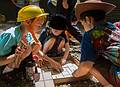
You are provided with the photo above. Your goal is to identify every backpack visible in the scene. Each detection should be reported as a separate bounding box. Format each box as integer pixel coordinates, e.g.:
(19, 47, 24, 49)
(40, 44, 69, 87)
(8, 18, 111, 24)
(90, 22, 120, 67)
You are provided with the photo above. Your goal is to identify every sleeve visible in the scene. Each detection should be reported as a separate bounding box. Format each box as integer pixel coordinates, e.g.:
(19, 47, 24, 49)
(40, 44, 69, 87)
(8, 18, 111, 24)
(39, 28, 47, 46)
(0, 33, 16, 56)
(80, 32, 97, 62)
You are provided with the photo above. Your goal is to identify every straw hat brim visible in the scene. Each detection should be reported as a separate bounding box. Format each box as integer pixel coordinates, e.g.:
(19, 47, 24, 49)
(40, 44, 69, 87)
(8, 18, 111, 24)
(75, 2, 116, 20)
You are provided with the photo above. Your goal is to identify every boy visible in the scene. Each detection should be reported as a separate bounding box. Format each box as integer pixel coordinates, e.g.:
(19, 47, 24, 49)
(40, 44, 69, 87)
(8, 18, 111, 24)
(0, 5, 62, 74)
(72, 0, 120, 87)
(39, 14, 70, 65)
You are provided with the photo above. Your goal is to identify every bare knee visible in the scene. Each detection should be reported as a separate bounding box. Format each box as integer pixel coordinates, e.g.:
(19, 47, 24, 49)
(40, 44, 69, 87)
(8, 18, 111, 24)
(43, 38, 56, 53)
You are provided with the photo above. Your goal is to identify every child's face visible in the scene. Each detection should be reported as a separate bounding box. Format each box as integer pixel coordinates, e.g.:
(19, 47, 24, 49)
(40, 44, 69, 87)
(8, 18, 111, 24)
(32, 17, 45, 32)
(24, 17, 45, 33)
(79, 16, 94, 32)
(51, 28, 64, 36)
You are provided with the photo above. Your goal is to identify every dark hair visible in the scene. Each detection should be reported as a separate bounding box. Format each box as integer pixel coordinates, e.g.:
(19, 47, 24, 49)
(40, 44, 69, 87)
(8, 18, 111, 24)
(80, 10, 106, 22)
(71, 14, 77, 22)
(49, 14, 67, 30)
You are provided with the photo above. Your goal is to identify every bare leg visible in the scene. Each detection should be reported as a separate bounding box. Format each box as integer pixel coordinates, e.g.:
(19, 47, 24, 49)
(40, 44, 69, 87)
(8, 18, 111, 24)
(43, 37, 56, 54)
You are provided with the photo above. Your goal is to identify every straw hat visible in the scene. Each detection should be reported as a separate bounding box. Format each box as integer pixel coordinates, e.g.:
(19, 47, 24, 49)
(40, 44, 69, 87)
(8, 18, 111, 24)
(75, 0, 116, 20)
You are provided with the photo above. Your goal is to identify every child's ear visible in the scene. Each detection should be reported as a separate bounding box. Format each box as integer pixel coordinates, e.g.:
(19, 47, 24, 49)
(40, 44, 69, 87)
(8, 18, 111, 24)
(85, 16, 90, 24)
(25, 20, 31, 25)
(85, 16, 93, 24)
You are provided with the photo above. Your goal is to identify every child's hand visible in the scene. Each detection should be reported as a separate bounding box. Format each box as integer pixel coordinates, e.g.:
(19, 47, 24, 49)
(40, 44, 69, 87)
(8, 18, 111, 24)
(14, 45, 32, 68)
(15, 45, 32, 60)
(50, 60, 62, 72)
(32, 42, 41, 54)
(61, 58, 67, 65)
(36, 60, 44, 68)
(32, 54, 44, 68)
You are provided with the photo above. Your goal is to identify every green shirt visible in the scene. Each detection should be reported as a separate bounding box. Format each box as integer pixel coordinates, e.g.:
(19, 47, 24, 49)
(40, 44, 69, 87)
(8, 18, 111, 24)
(0, 25, 22, 56)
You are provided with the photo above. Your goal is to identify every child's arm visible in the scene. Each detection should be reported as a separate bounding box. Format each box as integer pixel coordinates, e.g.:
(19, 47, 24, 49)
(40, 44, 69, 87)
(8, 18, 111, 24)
(61, 42, 70, 65)
(36, 50, 62, 71)
(0, 54, 16, 66)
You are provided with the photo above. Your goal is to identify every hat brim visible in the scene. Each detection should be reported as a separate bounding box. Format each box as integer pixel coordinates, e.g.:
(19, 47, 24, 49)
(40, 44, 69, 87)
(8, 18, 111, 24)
(37, 13, 49, 17)
(75, 2, 116, 20)
(17, 13, 49, 22)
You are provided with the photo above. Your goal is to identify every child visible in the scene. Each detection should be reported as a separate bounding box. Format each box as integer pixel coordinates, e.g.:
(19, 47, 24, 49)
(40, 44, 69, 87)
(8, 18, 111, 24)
(47, 0, 83, 42)
(72, 0, 119, 87)
(39, 14, 70, 65)
(0, 5, 62, 75)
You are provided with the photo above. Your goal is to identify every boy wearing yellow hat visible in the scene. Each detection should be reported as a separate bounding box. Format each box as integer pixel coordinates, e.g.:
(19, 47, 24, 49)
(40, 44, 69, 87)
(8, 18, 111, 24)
(0, 5, 62, 75)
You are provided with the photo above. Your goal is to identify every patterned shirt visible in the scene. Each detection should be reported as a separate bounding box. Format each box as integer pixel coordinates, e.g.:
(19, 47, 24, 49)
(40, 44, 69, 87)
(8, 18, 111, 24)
(81, 22, 116, 63)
